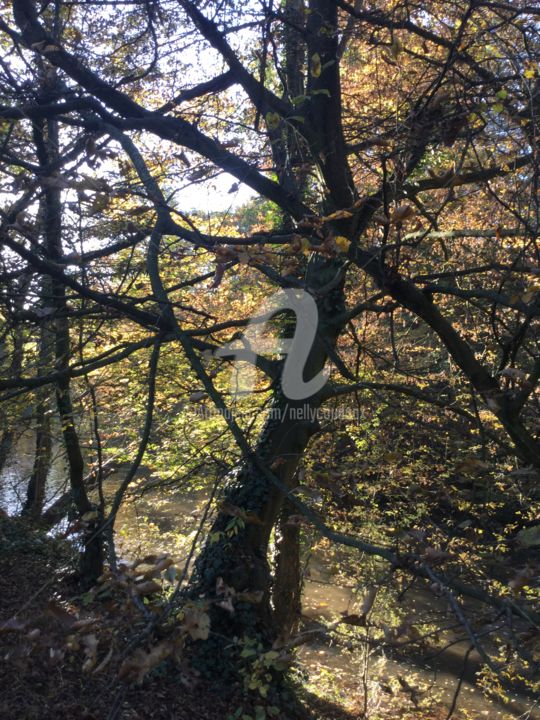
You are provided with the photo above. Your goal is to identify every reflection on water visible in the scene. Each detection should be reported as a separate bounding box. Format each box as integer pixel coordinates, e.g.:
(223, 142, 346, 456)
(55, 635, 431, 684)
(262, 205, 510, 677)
(0, 433, 68, 514)
(0, 434, 536, 719)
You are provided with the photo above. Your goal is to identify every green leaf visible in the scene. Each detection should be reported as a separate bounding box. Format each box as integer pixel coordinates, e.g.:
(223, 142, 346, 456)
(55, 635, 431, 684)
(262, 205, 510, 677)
(240, 647, 258, 658)
(265, 112, 281, 130)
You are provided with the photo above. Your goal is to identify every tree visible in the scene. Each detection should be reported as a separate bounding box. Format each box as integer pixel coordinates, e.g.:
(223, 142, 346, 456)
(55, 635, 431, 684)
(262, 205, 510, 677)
(0, 0, 539, 697)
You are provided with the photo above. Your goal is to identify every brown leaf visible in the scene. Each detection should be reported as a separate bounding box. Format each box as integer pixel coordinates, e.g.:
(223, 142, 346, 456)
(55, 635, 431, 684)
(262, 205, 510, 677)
(390, 204, 415, 225)
(134, 580, 161, 596)
(118, 640, 175, 684)
(181, 606, 210, 641)
(209, 262, 226, 289)
(141, 556, 174, 579)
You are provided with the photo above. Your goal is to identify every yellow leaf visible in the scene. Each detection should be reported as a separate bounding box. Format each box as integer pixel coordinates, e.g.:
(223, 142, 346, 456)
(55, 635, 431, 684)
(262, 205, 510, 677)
(335, 236, 351, 253)
(323, 209, 353, 221)
(310, 52, 322, 78)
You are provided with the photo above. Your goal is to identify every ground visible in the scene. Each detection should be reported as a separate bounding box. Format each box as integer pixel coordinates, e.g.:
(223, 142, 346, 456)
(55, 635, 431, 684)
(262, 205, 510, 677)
(0, 516, 356, 720)
(1, 516, 526, 720)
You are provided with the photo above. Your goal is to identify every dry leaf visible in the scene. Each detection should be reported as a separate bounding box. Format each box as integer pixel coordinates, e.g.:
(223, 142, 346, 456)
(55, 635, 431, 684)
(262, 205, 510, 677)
(181, 606, 210, 641)
(119, 640, 175, 684)
(391, 204, 415, 225)
(81, 634, 98, 673)
(134, 580, 161, 596)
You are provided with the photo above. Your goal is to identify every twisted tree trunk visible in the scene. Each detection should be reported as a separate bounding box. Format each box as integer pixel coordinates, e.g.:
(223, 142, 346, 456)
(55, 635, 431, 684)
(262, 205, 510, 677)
(187, 256, 345, 677)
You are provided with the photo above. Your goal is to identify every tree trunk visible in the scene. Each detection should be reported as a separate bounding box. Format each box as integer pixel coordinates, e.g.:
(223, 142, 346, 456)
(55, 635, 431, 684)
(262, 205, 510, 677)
(33, 107, 103, 586)
(23, 407, 52, 518)
(273, 499, 302, 643)
(22, 308, 53, 518)
(186, 255, 345, 677)
(0, 273, 31, 479)
(0, 430, 14, 478)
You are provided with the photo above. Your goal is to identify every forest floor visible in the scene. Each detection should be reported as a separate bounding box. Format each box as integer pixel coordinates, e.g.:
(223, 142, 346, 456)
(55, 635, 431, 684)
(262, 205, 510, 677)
(0, 516, 357, 720)
(1, 515, 518, 720)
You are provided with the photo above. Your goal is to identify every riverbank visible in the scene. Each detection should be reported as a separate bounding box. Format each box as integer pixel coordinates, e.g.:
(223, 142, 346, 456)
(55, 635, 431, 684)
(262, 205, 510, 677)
(0, 516, 358, 720)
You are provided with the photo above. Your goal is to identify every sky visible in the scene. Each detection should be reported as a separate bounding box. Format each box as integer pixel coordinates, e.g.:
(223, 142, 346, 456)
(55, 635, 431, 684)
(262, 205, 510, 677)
(180, 171, 256, 213)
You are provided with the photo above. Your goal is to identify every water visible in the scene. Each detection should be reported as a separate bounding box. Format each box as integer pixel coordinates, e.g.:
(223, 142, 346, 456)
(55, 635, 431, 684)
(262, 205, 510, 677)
(1, 434, 538, 719)
(0, 432, 68, 513)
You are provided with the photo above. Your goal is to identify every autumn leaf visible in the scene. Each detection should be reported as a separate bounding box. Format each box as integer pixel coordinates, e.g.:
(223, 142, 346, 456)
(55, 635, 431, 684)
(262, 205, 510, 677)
(118, 640, 177, 684)
(335, 236, 351, 253)
(391, 204, 415, 225)
(181, 606, 211, 641)
(310, 52, 322, 78)
(134, 580, 161, 596)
